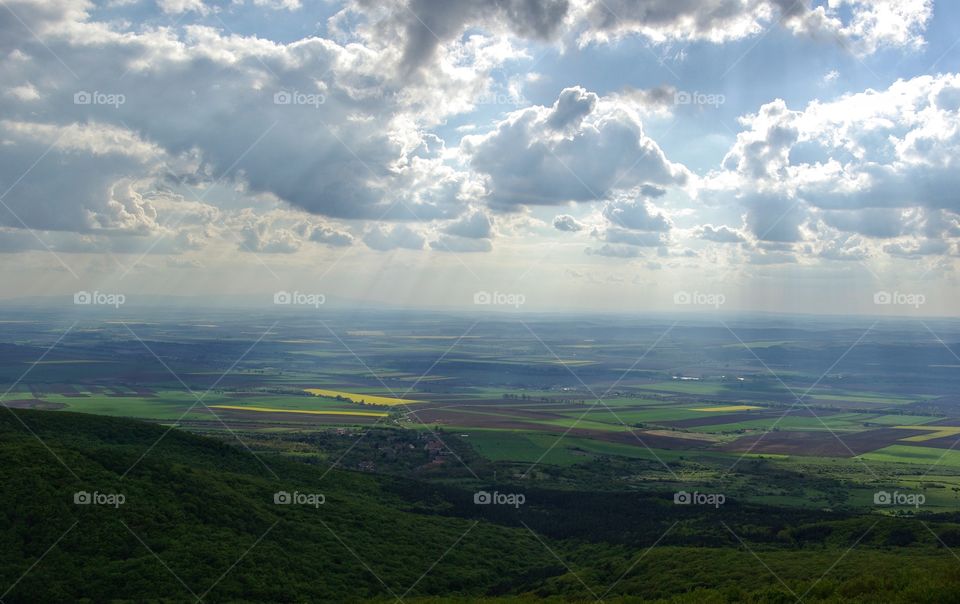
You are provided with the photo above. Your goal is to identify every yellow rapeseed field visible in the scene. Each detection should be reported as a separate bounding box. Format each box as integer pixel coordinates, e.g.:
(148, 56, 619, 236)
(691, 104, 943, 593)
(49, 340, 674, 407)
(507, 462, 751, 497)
(303, 388, 422, 405)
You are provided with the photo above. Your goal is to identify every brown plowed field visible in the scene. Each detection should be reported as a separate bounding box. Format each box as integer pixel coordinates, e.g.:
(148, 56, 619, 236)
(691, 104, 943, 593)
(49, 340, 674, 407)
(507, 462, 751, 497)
(721, 427, 931, 456)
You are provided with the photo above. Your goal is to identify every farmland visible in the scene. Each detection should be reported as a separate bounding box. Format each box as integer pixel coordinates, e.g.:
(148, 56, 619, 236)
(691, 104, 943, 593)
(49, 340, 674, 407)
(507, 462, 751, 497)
(3, 308, 960, 513)
(6, 307, 960, 601)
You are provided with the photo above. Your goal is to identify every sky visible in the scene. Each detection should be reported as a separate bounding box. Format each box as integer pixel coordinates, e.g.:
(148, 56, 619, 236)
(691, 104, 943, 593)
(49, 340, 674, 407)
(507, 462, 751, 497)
(1, 0, 959, 316)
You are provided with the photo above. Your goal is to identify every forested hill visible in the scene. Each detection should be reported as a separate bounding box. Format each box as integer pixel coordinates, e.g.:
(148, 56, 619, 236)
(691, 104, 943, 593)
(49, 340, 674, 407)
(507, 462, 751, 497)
(0, 409, 559, 602)
(4, 409, 960, 603)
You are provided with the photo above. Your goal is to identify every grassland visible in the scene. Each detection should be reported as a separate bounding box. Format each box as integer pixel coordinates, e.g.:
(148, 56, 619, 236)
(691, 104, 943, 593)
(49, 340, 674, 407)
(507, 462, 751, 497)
(210, 405, 388, 417)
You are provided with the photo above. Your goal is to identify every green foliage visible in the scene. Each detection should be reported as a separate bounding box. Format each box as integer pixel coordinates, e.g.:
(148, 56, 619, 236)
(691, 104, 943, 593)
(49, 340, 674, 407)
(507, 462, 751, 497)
(5, 409, 960, 603)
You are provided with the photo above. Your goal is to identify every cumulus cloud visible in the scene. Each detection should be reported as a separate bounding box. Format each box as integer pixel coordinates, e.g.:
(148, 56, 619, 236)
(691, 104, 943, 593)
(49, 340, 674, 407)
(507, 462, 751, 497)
(598, 227, 666, 247)
(346, 0, 571, 74)
(575, 0, 932, 55)
(697, 224, 746, 243)
(430, 234, 493, 252)
(309, 225, 354, 248)
(585, 243, 642, 258)
(443, 210, 494, 239)
(707, 73, 960, 255)
(553, 214, 585, 232)
(0, 0, 499, 241)
(602, 198, 671, 232)
(464, 86, 688, 209)
(363, 224, 426, 251)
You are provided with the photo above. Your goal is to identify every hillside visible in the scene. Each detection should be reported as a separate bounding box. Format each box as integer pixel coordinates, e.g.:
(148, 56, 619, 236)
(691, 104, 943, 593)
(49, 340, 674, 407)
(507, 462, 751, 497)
(5, 409, 960, 603)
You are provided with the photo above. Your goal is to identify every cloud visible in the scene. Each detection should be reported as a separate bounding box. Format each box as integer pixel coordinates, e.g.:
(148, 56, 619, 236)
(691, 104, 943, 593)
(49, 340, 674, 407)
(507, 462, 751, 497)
(575, 0, 932, 55)
(708, 73, 960, 253)
(602, 197, 671, 232)
(0, 0, 497, 241)
(585, 243, 642, 258)
(430, 234, 492, 252)
(697, 224, 746, 243)
(464, 87, 688, 209)
(883, 238, 950, 258)
(553, 214, 585, 232)
(546, 86, 598, 130)
(443, 210, 494, 239)
(309, 225, 354, 247)
(342, 0, 570, 74)
(599, 227, 666, 247)
(363, 224, 426, 251)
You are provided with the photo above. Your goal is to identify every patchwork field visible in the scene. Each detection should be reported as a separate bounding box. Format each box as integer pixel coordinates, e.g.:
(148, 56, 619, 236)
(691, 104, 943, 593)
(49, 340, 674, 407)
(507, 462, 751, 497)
(4, 311, 960, 510)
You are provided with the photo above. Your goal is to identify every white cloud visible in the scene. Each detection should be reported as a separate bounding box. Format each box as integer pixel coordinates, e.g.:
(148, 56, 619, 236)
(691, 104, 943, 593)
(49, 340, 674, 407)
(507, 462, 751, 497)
(363, 224, 426, 251)
(574, 0, 932, 55)
(553, 214, 585, 232)
(707, 73, 960, 254)
(463, 86, 688, 209)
